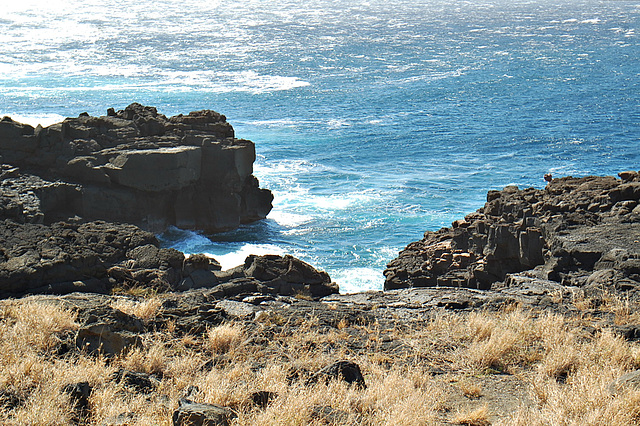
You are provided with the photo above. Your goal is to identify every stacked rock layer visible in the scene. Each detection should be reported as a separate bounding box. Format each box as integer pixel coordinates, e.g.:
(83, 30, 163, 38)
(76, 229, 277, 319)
(385, 172, 640, 295)
(0, 103, 273, 233)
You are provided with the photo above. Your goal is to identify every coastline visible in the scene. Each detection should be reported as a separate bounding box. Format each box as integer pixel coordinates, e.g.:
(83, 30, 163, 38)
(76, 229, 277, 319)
(1, 106, 640, 423)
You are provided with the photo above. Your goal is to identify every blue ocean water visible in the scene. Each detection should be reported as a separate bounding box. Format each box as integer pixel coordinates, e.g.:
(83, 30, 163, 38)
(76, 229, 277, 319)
(1, 0, 638, 292)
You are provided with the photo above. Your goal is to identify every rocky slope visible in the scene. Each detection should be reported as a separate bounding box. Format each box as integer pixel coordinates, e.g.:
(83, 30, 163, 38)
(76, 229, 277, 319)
(384, 172, 640, 300)
(0, 103, 273, 233)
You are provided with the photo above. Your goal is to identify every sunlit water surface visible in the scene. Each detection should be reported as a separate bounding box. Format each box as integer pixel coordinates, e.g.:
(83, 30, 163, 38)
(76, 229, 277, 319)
(1, 0, 638, 292)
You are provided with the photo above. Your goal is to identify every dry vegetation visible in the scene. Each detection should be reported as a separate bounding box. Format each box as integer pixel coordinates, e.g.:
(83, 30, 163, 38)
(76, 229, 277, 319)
(1, 296, 640, 425)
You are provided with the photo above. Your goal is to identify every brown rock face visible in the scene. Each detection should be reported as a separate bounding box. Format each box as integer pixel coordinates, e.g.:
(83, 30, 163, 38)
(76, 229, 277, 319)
(0, 103, 273, 233)
(384, 174, 640, 291)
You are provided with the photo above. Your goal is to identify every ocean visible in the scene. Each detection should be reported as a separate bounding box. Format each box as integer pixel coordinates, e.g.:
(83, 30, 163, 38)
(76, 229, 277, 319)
(1, 0, 638, 292)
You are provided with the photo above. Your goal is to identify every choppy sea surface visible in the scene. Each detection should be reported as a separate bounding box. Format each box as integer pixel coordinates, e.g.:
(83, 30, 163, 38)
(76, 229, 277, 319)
(1, 0, 638, 292)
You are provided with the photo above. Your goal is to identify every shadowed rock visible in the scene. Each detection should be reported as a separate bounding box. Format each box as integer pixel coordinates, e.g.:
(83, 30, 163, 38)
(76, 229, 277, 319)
(63, 381, 91, 423)
(308, 360, 366, 389)
(250, 390, 278, 408)
(110, 369, 158, 393)
(0, 103, 272, 233)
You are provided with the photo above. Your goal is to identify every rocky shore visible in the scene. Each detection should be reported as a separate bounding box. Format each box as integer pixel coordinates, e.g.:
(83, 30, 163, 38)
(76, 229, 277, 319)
(2, 105, 640, 424)
(385, 172, 640, 304)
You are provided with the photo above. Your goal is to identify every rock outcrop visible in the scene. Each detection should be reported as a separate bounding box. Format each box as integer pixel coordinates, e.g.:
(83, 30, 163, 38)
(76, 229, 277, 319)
(0, 105, 340, 299)
(0, 215, 338, 298)
(0, 103, 273, 233)
(384, 172, 640, 295)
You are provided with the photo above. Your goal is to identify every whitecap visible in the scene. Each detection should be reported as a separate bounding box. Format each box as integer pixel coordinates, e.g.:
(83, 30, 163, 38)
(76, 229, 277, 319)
(330, 267, 385, 293)
(230, 71, 311, 94)
(580, 18, 601, 24)
(307, 192, 380, 211)
(156, 70, 310, 94)
(267, 210, 313, 227)
(157, 227, 212, 253)
(254, 159, 326, 179)
(327, 119, 351, 129)
(211, 243, 286, 270)
(244, 119, 302, 127)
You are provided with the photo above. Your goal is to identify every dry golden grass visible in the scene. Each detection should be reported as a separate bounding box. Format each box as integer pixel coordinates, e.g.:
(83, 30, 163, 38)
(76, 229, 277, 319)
(458, 381, 483, 399)
(206, 323, 245, 355)
(452, 405, 490, 426)
(1, 297, 640, 425)
(111, 296, 163, 322)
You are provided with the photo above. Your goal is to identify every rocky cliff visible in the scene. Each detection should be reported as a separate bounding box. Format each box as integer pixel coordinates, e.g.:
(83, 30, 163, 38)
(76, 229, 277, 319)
(0, 104, 343, 299)
(385, 172, 640, 296)
(0, 103, 273, 233)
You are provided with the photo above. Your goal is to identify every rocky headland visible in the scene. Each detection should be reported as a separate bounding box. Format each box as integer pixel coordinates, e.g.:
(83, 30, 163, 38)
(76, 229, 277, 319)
(0, 103, 272, 233)
(0, 105, 338, 299)
(383, 171, 640, 312)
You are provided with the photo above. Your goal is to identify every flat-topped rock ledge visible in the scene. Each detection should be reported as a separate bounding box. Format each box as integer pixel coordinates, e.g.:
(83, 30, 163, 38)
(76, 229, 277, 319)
(0, 103, 273, 233)
(384, 172, 640, 303)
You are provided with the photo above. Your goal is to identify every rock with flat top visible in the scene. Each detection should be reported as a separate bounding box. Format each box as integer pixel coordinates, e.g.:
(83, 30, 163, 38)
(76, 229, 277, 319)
(172, 401, 237, 426)
(0, 103, 272, 233)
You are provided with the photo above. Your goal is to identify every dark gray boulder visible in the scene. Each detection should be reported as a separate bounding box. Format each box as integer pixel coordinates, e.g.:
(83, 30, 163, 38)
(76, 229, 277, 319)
(0, 219, 158, 296)
(308, 360, 366, 389)
(75, 307, 144, 356)
(172, 401, 237, 426)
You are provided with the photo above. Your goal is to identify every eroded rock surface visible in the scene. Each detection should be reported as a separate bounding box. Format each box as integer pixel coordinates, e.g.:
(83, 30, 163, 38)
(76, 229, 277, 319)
(0, 220, 338, 299)
(0, 103, 273, 233)
(384, 172, 640, 296)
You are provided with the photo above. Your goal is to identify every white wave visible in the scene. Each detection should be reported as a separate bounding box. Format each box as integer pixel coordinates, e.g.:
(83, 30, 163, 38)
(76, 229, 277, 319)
(580, 18, 601, 24)
(307, 191, 381, 211)
(254, 159, 328, 179)
(229, 71, 311, 94)
(209, 244, 286, 270)
(395, 68, 468, 85)
(157, 70, 310, 94)
(330, 267, 385, 293)
(366, 118, 394, 126)
(327, 119, 351, 129)
(159, 227, 212, 253)
(0, 113, 66, 127)
(281, 227, 312, 236)
(267, 210, 313, 227)
(244, 119, 302, 127)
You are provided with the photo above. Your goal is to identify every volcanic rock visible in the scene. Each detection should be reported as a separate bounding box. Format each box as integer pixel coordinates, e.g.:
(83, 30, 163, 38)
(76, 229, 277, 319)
(0, 103, 273, 233)
(308, 360, 367, 388)
(172, 401, 237, 426)
(384, 174, 640, 294)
